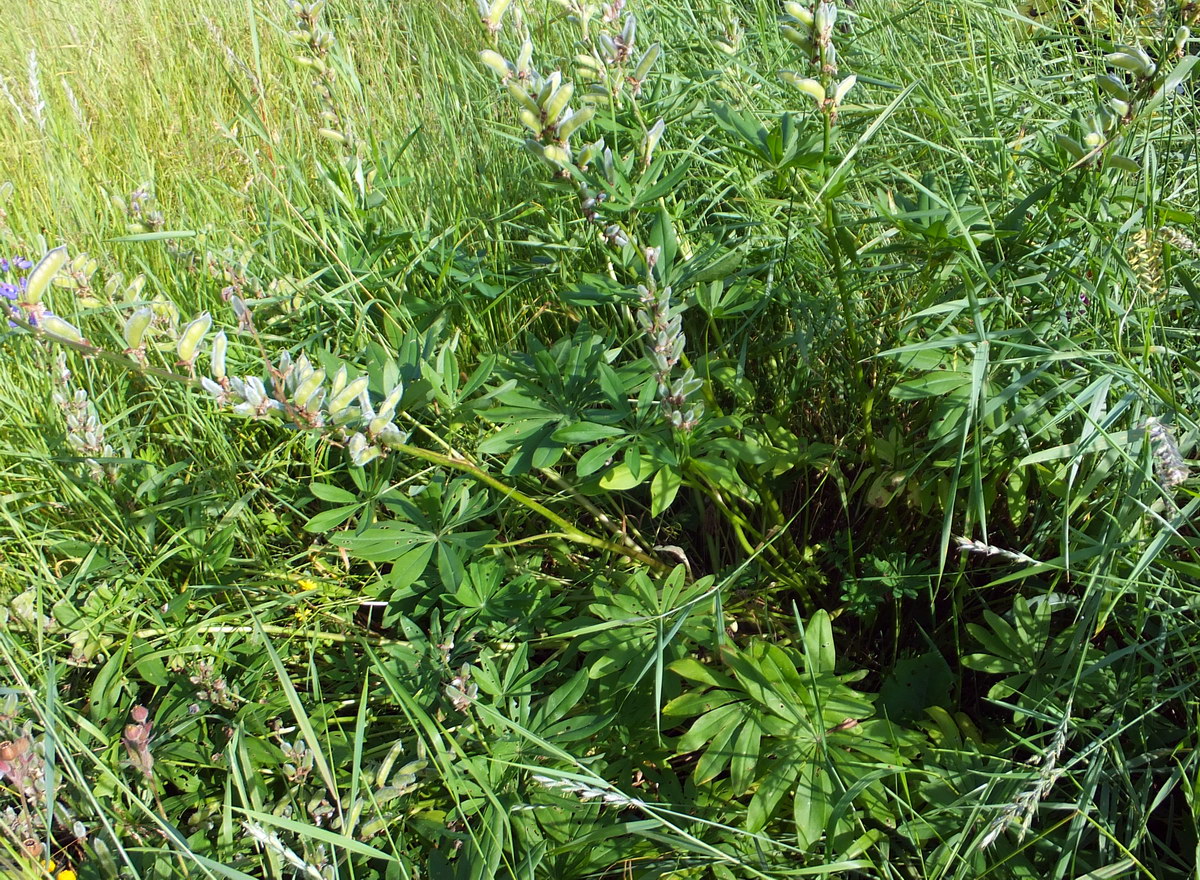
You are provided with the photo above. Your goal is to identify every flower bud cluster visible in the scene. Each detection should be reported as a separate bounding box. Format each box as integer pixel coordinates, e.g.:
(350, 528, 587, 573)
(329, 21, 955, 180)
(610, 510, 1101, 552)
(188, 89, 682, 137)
(779, 2, 856, 120)
(109, 185, 165, 235)
(0, 253, 33, 325)
(574, 9, 661, 100)
(53, 354, 119, 483)
(780, 1, 841, 75)
(289, 0, 357, 154)
(1058, 30, 1190, 171)
(17, 245, 410, 471)
(636, 283, 703, 431)
(50, 252, 100, 306)
(197, 332, 410, 467)
(122, 705, 154, 781)
(479, 41, 597, 172)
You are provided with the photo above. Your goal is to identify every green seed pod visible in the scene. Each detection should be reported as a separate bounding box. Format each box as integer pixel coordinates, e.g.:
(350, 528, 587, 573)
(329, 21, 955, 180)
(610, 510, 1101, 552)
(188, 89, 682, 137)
(642, 117, 665, 165)
(557, 104, 595, 140)
(177, 312, 212, 364)
(781, 71, 825, 104)
(21, 247, 68, 306)
(347, 432, 382, 466)
(1107, 154, 1140, 173)
(1110, 98, 1131, 117)
(1055, 134, 1086, 160)
(1096, 73, 1132, 101)
(294, 367, 327, 410)
(523, 138, 547, 161)
(543, 143, 571, 165)
(317, 128, 347, 144)
(1083, 130, 1103, 149)
(780, 25, 814, 51)
(377, 383, 405, 420)
(542, 81, 575, 127)
(633, 43, 660, 82)
(329, 365, 347, 399)
(784, 1, 814, 25)
(621, 14, 636, 49)
(575, 53, 603, 72)
(1174, 26, 1190, 52)
(506, 80, 541, 116)
(479, 49, 511, 79)
(519, 108, 542, 134)
(40, 314, 84, 343)
(1106, 47, 1155, 78)
(536, 71, 561, 108)
(125, 274, 146, 302)
(328, 375, 369, 417)
(152, 294, 179, 325)
(123, 307, 153, 350)
(516, 38, 533, 77)
(211, 331, 228, 380)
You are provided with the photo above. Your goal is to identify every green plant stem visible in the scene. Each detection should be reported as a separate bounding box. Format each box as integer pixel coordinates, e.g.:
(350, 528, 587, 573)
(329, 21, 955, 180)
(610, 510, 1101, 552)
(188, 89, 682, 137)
(393, 442, 671, 574)
(133, 623, 410, 646)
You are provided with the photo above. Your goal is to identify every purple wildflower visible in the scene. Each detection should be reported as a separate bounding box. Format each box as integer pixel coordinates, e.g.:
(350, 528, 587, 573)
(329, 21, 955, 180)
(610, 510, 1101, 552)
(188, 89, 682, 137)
(12, 257, 31, 270)
(0, 283, 17, 300)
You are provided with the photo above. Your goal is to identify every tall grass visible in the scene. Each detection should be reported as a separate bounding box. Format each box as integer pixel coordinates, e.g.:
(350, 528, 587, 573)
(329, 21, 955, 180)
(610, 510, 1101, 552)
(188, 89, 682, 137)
(1, 0, 1199, 878)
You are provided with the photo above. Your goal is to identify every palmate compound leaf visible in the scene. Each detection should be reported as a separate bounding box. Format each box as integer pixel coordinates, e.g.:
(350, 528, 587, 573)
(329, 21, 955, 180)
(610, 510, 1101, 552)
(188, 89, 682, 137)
(665, 627, 926, 850)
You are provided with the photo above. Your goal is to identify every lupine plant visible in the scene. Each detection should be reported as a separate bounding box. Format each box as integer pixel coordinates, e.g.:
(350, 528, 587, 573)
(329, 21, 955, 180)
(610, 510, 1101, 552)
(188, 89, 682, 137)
(3, 0, 1200, 878)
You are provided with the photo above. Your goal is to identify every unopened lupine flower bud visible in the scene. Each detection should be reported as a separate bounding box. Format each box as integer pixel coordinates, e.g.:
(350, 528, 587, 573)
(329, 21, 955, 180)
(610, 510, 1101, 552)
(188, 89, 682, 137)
(642, 117, 665, 167)
(516, 39, 533, 77)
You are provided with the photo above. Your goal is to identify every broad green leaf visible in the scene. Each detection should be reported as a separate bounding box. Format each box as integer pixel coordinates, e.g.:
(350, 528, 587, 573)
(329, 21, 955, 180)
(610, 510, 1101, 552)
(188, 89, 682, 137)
(729, 715, 763, 793)
(552, 421, 625, 444)
(794, 759, 834, 850)
(651, 466, 682, 516)
(804, 610, 836, 674)
(747, 760, 801, 832)
(695, 716, 743, 783)
(310, 482, 357, 503)
(303, 504, 358, 533)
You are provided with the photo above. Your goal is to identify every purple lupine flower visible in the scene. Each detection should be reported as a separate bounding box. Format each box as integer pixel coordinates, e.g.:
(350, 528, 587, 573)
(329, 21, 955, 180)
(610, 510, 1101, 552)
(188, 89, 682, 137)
(0, 283, 18, 300)
(13, 257, 31, 270)
(0, 258, 9, 272)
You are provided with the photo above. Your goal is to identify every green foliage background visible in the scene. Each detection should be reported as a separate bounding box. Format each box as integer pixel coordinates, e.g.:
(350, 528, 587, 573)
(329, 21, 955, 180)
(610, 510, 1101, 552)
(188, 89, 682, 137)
(1, 0, 1199, 878)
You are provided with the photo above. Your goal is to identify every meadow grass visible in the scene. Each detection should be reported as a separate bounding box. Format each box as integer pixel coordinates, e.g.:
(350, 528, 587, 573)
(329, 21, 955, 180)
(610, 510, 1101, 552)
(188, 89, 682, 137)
(1, 0, 1199, 878)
